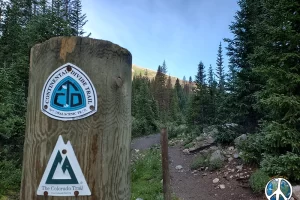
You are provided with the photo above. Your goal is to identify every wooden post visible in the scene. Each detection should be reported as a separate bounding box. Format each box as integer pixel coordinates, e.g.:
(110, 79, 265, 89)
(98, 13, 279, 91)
(161, 128, 171, 200)
(20, 37, 132, 200)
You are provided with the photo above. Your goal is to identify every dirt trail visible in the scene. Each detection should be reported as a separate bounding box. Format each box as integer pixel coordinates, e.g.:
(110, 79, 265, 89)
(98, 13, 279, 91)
(169, 145, 263, 200)
(131, 134, 263, 200)
(131, 134, 160, 150)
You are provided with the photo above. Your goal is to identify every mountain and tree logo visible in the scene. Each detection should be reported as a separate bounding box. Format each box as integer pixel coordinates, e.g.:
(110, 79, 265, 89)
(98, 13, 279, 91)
(37, 135, 91, 196)
(46, 150, 78, 184)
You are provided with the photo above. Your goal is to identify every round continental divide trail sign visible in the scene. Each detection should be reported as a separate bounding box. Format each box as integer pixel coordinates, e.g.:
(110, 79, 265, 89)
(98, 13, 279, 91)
(41, 63, 97, 121)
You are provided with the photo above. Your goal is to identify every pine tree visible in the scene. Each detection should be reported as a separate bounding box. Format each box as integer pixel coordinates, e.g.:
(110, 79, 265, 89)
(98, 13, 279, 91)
(245, 0, 300, 180)
(216, 63, 239, 124)
(63, 0, 72, 20)
(175, 78, 186, 114)
(207, 65, 217, 124)
(132, 75, 159, 136)
(188, 61, 210, 126)
(195, 61, 206, 88)
(224, 0, 263, 132)
(36, 0, 48, 14)
(70, 0, 89, 36)
(52, 0, 63, 17)
(169, 88, 181, 123)
(188, 76, 193, 93)
(153, 62, 168, 119)
(0, 0, 24, 67)
(226, 64, 238, 93)
(0, 65, 25, 163)
(208, 65, 214, 88)
(174, 78, 181, 97)
(0, 1, 7, 34)
(161, 60, 167, 74)
(24, 0, 33, 21)
(183, 79, 189, 96)
(165, 75, 172, 114)
(216, 42, 225, 92)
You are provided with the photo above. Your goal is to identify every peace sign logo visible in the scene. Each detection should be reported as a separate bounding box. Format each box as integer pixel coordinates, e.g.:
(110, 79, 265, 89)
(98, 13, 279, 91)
(265, 178, 292, 200)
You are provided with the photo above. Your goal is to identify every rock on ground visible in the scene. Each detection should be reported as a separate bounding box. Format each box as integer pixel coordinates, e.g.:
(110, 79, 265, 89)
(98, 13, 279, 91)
(236, 165, 243, 171)
(228, 146, 234, 151)
(234, 134, 247, 146)
(176, 165, 183, 170)
(219, 184, 226, 189)
(203, 125, 219, 136)
(210, 150, 225, 163)
(189, 136, 216, 152)
(183, 149, 189, 154)
(213, 178, 220, 183)
(233, 153, 239, 159)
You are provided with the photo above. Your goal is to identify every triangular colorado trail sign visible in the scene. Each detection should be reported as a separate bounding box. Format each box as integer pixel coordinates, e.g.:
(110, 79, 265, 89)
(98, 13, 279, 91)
(37, 135, 91, 196)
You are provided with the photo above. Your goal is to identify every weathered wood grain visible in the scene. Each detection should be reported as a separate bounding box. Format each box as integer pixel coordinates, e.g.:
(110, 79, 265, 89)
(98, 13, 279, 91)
(20, 37, 132, 200)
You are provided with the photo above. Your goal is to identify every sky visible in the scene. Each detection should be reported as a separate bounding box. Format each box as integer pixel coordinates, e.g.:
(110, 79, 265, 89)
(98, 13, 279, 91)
(82, 0, 239, 80)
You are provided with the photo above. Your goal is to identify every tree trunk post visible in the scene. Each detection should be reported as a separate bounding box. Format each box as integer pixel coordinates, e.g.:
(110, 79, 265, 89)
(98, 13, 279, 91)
(20, 37, 132, 200)
(161, 128, 171, 200)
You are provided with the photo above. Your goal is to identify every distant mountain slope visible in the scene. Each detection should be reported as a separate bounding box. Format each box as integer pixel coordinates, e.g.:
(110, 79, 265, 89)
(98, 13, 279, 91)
(132, 64, 189, 86)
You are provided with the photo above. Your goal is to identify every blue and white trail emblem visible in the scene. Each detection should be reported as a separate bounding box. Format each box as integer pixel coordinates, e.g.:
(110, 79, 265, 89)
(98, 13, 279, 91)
(41, 63, 97, 121)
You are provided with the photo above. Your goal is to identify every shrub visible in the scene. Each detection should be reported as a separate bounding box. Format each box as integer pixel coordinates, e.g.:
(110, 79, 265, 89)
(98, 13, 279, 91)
(249, 169, 270, 193)
(132, 117, 159, 138)
(190, 153, 224, 171)
(187, 125, 203, 139)
(261, 152, 300, 181)
(209, 158, 223, 171)
(190, 155, 208, 170)
(0, 160, 21, 198)
(166, 123, 187, 139)
(238, 134, 265, 164)
(239, 122, 300, 181)
(214, 124, 241, 144)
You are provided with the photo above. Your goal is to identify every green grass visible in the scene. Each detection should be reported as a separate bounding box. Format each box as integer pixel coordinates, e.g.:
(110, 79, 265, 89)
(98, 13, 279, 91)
(131, 149, 163, 200)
